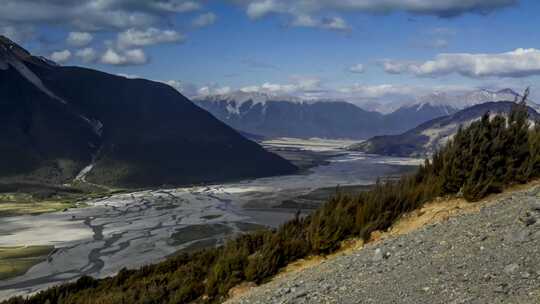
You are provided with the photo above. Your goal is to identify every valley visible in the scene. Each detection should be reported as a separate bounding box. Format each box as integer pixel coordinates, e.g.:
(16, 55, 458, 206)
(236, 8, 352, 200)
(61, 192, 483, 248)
(0, 139, 420, 300)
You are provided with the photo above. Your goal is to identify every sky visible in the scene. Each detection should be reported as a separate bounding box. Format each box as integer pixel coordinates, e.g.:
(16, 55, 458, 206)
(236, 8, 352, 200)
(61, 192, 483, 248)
(2, 0, 540, 103)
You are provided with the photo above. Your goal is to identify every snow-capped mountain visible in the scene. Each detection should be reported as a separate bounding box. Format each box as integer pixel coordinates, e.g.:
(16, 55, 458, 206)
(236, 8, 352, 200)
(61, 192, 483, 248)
(390, 88, 535, 114)
(194, 91, 304, 116)
(376, 88, 539, 133)
(194, 88, 538, 140)
(194, 91, 389, 139)
(0, 35, 296, 188)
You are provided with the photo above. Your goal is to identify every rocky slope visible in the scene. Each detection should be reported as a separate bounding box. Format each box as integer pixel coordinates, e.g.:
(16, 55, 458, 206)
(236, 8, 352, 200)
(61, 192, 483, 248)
(228, 183, 540, 304)
(0, 36, 296, 188)
(350, 101, 540, 157)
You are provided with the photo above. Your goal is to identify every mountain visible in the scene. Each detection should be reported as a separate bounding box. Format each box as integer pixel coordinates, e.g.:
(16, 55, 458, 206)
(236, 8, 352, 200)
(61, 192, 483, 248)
(379, 89, 536, 132)
(194, 89, 536, 140)
(382, 102, 456, 134)
(350, 101, 540, 157)
(194, 92, 386, 139)
(0, 36, 296, 188)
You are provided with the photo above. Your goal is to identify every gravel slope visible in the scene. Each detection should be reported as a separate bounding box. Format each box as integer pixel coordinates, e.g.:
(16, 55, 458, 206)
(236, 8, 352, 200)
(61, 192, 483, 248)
(227, 185, 540, 304)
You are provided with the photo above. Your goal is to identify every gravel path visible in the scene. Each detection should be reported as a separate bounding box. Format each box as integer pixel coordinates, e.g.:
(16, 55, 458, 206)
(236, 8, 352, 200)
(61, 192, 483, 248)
(228, 185, 540, 304)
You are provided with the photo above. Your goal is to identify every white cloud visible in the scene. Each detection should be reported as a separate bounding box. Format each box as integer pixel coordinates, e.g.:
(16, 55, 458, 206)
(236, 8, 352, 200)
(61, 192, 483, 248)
(291, 15, 319, 27)
(0, 0, 202, 31)
(291, 15, 350, 31)
(67, 31, 93, 47)
(0, 25, 34, 44)
(165, 80, 199, 96)
(338, 84, 419, 99)
(198, 85, 233, 96)
(75, 47, 97, 63)
(232, 0, 516, 33)
(117, 27, 185, 49)
(234, 0, 517, 19)
(238, 75, 324, 97)
(348, 63, 365, 73)
(382, 48, 540, 78)
(193, 12, 217, 28)
(100, 48, 148, 66)
(152, 1, 201, 13)
(245, 0, 283, 19)
(50, 50, 72, 63)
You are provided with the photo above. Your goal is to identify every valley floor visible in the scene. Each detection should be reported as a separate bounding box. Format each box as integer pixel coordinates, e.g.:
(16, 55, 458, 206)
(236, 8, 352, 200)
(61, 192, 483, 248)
(0, 139, 419, 300)
(227, 183, 540, 304)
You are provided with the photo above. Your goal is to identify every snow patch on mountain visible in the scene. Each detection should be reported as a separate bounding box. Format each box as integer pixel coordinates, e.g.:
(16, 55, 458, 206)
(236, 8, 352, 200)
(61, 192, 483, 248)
(194, 91, 305, 115)
(398, 88, 533, 113)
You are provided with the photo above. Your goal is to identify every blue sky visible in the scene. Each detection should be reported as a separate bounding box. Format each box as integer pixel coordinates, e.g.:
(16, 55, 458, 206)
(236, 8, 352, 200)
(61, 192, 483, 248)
(2, 0, 539, 102)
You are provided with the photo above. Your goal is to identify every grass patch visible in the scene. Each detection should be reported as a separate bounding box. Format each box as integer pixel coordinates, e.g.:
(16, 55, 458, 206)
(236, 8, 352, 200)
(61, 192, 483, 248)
(0, 246, 54, 280)
(0, 196, 80, 217)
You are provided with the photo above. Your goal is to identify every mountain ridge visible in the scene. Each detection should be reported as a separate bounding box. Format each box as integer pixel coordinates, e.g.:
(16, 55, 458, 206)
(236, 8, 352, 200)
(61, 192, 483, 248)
(0, 35, 297, 188)
(350, 101, 540, 157)
(195, 89, 534, 140)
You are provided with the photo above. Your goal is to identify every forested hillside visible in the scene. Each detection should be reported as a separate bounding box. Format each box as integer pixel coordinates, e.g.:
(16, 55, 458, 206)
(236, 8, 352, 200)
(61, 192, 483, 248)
(6, 94, 540, 304)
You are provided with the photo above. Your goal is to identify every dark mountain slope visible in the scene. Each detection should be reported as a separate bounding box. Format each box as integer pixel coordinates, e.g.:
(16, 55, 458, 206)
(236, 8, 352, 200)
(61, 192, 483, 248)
(0, 36, 296, 188)
(383, 103, 456, 133)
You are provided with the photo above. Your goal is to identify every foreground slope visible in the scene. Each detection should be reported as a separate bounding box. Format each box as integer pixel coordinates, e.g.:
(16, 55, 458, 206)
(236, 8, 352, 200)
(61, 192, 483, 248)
(229, 184, 540, 304)
(0, 36, 296, 187)
(351, 101, 540, 157)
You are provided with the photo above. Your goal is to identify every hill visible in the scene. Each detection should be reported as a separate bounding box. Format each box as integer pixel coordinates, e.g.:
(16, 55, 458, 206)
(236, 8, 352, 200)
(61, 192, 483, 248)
(350, 101, 540, 157)
(0, 36, 296, 188)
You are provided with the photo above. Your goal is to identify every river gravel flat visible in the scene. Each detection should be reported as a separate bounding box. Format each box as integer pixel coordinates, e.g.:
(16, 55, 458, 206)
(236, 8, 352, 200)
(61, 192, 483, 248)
(0, 139, 420, 300)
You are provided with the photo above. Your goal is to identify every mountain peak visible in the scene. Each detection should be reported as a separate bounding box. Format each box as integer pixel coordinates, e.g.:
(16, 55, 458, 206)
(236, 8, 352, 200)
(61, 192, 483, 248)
(0, 35, 31, 59)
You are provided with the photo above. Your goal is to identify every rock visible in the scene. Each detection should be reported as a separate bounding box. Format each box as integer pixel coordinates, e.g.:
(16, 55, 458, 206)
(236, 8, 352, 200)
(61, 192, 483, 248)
(520, 272, 531, 279)
(504, 263, 519, 275)
(294, 291, 307, 299)
(372, 248, 383, 262)
(505, 230, 529, 243)
(494, 284, 508, 294)
(530, 202, 540, 212)
(523, 216, 537, 226)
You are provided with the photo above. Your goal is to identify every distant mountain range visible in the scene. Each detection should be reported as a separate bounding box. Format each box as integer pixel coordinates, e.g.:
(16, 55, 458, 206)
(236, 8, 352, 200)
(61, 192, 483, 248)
(349, 101, 540, 157)
(194, 92, 386, 139)
(194, 89, 534, 140)
(0, 36, 296, 188)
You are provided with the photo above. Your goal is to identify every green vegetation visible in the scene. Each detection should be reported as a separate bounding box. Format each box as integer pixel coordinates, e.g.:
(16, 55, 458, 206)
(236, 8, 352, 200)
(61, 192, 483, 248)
(0, 193, 79, 217)
(5, 94, 540, 304)
(0, 246, 54, 280)
(0, 182, 128, 218)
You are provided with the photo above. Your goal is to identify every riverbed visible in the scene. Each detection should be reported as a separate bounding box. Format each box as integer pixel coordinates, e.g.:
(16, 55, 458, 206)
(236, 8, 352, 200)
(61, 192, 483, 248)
(0, 138, 421, 299)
